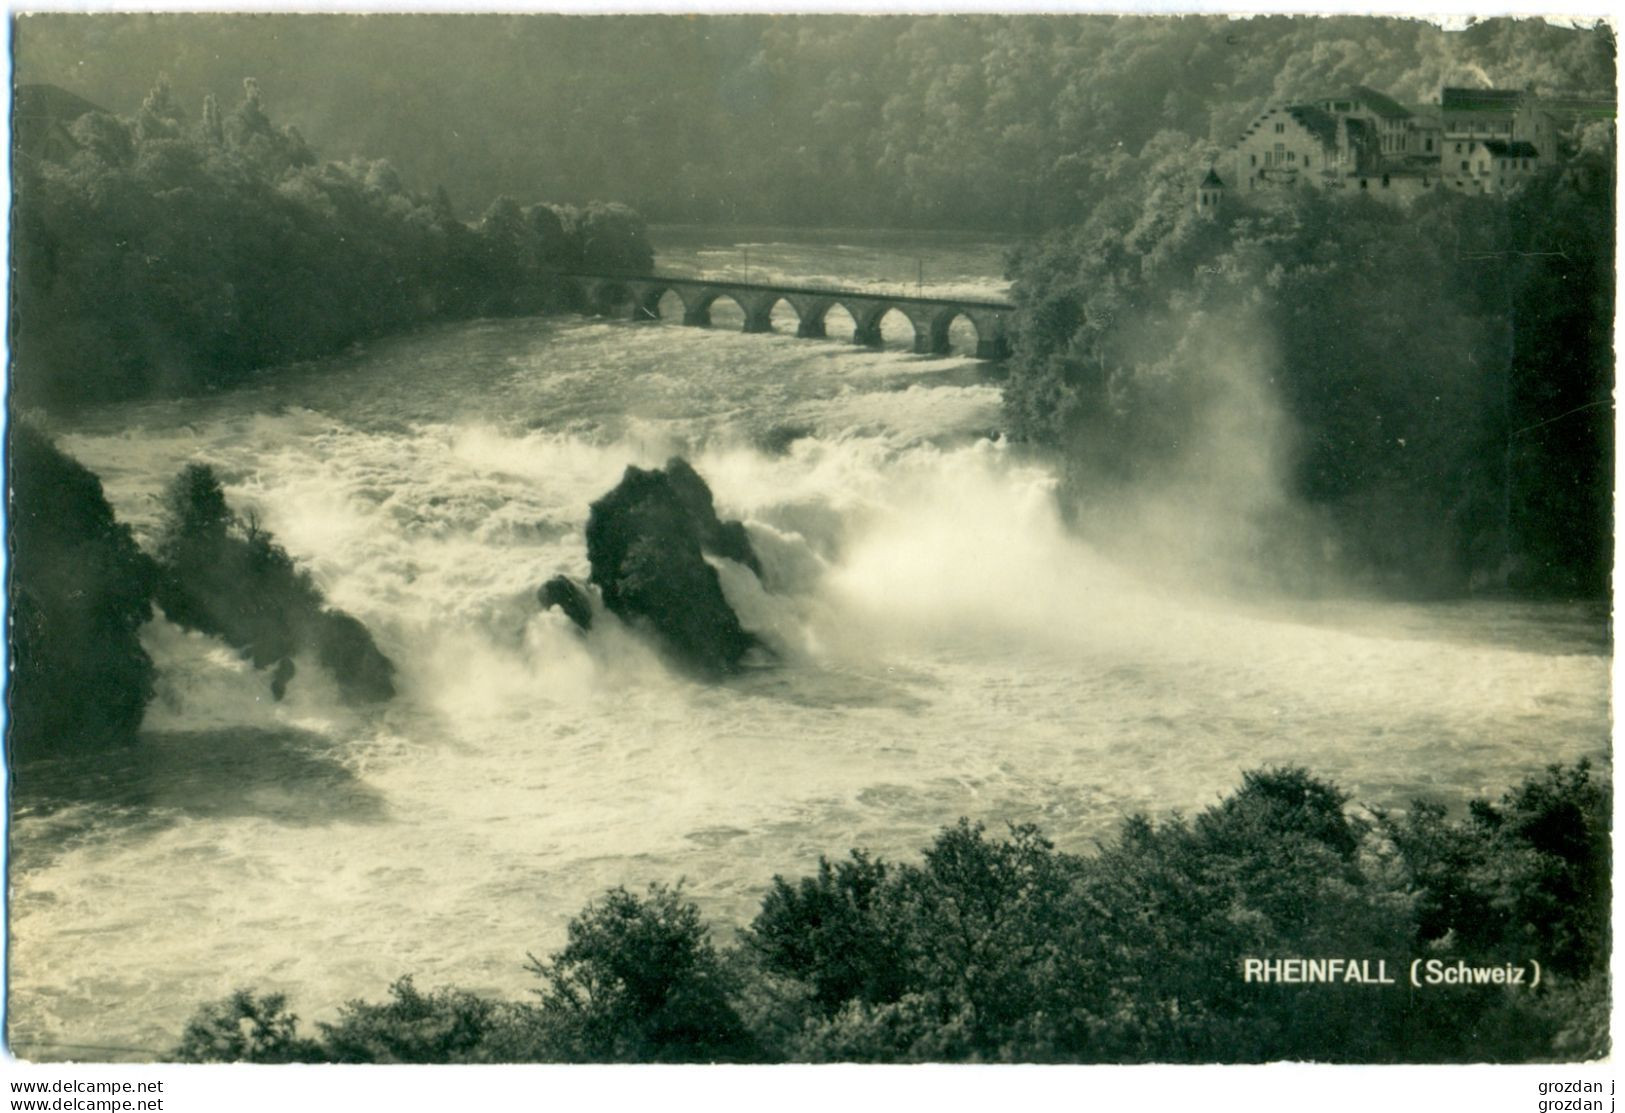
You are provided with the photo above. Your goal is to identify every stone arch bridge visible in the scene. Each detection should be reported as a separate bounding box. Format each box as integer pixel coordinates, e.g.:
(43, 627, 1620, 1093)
(560, 272, 1013, 360)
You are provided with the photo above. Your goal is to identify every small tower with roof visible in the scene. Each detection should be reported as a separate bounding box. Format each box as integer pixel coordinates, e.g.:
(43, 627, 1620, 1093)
(1196, 166, 1225, 217)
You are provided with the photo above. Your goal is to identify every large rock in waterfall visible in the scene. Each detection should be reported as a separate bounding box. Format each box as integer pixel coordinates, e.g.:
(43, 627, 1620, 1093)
(8, 423, 160, 764)
(585, 458, 761, 677)
(153, 463, 396, 704)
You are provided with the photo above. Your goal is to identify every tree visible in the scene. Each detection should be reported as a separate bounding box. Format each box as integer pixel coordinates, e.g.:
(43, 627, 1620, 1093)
(172, 989, 324, 1063)
(747, 850, 906, 1013)
(152, 463, 395, 702)
(318, 977, 516, 1063)
(526, 883, 755, 1062)
(8, 424, 157, 764)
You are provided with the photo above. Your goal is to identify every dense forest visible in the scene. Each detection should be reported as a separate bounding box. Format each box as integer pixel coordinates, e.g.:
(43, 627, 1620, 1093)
(1001, 144, 1614, 598)
(173, 760, 1608, 1064)
(11, 77, 652, 411)
(17, 15, 1615, 229)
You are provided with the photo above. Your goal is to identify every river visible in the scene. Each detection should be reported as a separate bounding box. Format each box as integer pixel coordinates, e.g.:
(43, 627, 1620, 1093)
(6, 227, 1610, 1060)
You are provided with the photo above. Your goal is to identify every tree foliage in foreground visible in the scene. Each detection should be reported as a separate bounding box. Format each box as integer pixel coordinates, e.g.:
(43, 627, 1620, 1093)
(175, 760, 1610, 1064)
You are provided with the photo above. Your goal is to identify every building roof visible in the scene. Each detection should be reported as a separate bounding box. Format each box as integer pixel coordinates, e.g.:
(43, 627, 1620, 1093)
(1442, 87, 1529, 113)
(1480, 140, 1540, 158)
(1200, 167, 1224, 188)
(13, 84, 108, 164)
(1284, 104, 1339, 148)
(1541, 96, 1616, 121)
(1335, 85, 1412, 119)
(14, 83, 105, 123)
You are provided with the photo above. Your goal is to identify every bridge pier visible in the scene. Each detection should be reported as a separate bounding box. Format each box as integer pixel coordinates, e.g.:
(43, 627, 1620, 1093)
(631, 284, 662, 321)
(853, 321, 884, 349)
(789, 296, 832, 339)
(682, 306, 711, 328)
(742, 294, 778, 334)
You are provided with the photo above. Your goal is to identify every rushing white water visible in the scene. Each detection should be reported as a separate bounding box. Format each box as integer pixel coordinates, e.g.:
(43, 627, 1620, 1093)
(7, 230, 1609, 1060)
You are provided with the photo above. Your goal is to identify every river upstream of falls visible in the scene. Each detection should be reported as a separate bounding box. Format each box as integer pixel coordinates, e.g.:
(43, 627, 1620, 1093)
(6, 228, 1610, 1060)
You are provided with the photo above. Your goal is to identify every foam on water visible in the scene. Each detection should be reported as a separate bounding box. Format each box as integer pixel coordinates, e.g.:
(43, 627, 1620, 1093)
(10, 247, 1609, 1060)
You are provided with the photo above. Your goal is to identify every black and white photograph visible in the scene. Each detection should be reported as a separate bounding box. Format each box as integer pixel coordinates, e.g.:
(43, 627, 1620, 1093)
(3, 9, 1615, 1088)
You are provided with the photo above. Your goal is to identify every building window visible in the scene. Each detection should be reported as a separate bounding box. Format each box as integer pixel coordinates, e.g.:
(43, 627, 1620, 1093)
(1455, 142, 1463, 154)
(1381, 174, 1390, 188)
(1304, 156, 1311, 168)
(1359, 178, 1367, 189)
(1250, 153, 1256, 167)
(1287, 150, 1295, 162)
(1460, 160, 1469, 171)
(1275, 122, 1285, 134)
(1425, 138, 1434, 152)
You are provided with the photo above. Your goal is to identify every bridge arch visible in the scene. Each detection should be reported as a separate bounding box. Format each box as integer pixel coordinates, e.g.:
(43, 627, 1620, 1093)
(964, 308, 1011, 360)
(929, 307, 993, 356)
(818, 302, 857, 342)
(759, 295, 806, 335)
(692, 289, 753, 330)
(653, 288, 687, 321)
(852, 302, 933, 352)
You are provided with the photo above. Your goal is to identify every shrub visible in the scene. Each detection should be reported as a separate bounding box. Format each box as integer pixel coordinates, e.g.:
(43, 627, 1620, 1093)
(318, 976, 516, 1063)
(172, 989, 323, 1063)
(526, 882, 755, 1062)
(747, 849, 905, 1013)
(758, 821, 1102, 1062)
(1383, 760, 1611, 979)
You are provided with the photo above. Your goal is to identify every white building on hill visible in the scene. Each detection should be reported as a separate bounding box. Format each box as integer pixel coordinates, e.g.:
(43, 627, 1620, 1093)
(1204, 83, 1588, 212)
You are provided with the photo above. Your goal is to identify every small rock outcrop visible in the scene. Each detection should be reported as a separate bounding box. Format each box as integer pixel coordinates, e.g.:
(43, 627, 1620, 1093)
(153, 463, 396, 704)
(663, 457, 763, 578)
(584, 458, 761, 677)
(538, 575, 594, 632)
(315, 611, 399, 702)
